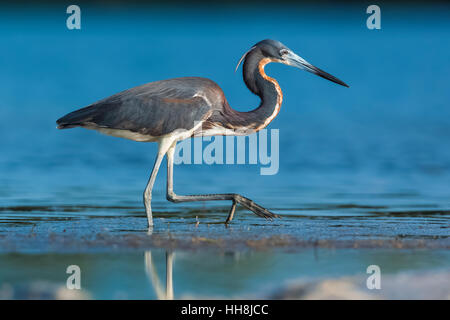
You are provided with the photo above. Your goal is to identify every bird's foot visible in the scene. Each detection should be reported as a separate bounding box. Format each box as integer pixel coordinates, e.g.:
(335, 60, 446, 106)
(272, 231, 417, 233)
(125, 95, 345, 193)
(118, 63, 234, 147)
(231, 194, 280, 222)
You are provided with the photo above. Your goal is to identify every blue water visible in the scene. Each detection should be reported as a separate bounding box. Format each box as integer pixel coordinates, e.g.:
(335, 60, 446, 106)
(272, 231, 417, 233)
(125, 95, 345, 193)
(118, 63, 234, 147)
(0, 4, 449, 299)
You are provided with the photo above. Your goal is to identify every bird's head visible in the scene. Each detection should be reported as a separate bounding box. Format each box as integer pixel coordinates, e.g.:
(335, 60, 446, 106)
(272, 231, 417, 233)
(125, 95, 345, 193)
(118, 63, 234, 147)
(236, 39, 349, 88)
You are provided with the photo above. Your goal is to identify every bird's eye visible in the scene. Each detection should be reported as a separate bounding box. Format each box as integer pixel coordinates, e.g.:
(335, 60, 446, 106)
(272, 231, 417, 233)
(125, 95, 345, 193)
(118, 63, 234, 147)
(280, 49, 289, 56)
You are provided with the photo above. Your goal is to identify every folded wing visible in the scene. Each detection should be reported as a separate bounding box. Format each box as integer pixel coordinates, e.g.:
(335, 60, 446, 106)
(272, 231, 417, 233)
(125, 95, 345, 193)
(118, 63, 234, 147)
(56, 77, 215, 137)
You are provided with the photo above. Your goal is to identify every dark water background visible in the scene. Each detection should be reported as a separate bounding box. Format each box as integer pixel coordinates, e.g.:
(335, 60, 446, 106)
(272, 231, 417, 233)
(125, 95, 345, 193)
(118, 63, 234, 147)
(0, 4, 449, 299)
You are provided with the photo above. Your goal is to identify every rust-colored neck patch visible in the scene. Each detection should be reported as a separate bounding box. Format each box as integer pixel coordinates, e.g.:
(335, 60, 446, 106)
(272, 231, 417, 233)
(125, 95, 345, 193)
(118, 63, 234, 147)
(254, 58, 283, 131)
(257, 58, 283, 107)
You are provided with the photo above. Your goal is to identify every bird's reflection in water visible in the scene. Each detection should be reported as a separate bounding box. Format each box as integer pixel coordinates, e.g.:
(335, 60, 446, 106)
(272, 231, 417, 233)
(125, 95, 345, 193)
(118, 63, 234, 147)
(144, 250, 174, 300)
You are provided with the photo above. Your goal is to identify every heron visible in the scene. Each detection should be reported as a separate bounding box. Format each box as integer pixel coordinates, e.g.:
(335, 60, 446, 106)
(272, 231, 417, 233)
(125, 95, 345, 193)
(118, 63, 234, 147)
(56, 39, 348, 228)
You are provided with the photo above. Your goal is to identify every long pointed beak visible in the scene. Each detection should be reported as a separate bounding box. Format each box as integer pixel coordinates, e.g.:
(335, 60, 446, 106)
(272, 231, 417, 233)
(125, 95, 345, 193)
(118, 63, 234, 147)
(285, 51, 349, 88)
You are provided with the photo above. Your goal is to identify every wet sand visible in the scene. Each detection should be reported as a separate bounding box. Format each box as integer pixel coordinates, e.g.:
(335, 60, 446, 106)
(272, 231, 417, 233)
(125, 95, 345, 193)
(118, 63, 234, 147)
(0, 203, 448, 252)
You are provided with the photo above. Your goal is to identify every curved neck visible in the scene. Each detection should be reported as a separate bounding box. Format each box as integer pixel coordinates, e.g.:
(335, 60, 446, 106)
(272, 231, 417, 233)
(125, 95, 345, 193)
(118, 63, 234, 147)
(230, 48, 283, 131)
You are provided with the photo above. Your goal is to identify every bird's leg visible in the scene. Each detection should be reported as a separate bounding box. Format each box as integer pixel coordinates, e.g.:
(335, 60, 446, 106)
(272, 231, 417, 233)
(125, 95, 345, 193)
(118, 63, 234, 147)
(144, 141, 172, 228)
(166, 251, 174, 300)
(225, 200, 237, 224)
(165, 144, 279, 223)
(143, 154, 163, 227)
(144, 251, 165, 299)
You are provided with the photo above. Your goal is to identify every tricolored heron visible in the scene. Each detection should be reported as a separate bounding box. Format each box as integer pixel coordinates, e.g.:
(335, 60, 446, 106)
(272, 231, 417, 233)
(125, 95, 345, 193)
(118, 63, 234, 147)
(56, 39, 348, 227)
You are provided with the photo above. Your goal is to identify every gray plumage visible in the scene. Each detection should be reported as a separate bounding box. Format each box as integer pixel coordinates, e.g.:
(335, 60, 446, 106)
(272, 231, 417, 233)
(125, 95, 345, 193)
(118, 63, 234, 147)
(57, 77, 222, 137)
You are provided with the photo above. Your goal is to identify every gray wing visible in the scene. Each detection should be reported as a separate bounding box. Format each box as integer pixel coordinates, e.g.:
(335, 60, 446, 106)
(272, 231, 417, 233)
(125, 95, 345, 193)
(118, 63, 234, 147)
(56, 77, 218, 137)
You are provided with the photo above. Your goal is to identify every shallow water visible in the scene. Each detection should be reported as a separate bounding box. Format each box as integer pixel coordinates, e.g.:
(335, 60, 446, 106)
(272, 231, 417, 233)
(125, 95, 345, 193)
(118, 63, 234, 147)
(0, 4, 449, 299)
